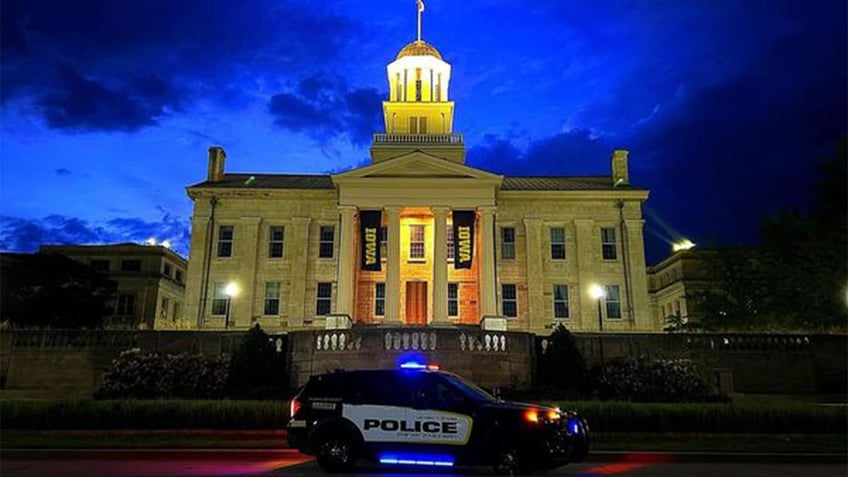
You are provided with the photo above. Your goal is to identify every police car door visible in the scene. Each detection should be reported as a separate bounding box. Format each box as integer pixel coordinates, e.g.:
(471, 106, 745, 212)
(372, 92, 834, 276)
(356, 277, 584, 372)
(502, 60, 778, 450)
(403, 373, 474, 448)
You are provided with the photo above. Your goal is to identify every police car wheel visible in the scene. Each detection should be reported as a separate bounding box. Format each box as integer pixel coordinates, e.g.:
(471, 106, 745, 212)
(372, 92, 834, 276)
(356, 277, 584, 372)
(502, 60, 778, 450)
(569, 435, 589, 463)
(494, 448, 531, 475)
(315, 435, 357, 473)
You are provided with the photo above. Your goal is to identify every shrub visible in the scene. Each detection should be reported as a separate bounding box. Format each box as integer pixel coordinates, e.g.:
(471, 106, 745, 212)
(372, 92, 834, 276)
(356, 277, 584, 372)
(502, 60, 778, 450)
(96, 349, 227, 399)
(593, 357, 717, 402)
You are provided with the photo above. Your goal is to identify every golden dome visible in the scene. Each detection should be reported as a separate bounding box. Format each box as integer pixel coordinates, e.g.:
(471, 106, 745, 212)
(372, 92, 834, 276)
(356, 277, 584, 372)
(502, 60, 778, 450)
(396, 40, 443, 60)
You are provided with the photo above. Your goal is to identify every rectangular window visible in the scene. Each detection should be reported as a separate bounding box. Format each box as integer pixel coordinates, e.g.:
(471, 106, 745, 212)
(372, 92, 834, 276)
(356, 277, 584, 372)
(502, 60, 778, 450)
(319, 226, 334, 258)
(316, 282, 332, 315)
(501, 227, 516, 259)
(375, 282, 386, 317)
(269, 226, 284, 258)
(160, 297, 170, 319)
(264, 282, 281, 315)
(380, 227, 388, 261)
(211, 282, 228, 315)
(419, 116, 428, 133)
(163, 262, 172, 277)
(175, 269, 183, 283)
(501, 284, 517, 318)
(173, 302, 181, 321)
(409, 224, 425, 260)
(217, 225, 234, 257)
(90, 259, 110, 272)
(117, 293, 135, 316)
(605, 285, 622, 319)
(415, 68, 422, 101)
(448, 283, 459, 317)
(550, 227, 566, 260)
(446, 224, 455, 261)
(553, 284, 569, 319)
(121, 259, 141, 272)
(601, 227, 617, 260)
(409, 116, 418, 134)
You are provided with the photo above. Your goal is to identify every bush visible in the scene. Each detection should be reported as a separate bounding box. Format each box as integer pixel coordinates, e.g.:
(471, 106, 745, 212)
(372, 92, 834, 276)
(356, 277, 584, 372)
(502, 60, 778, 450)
(226, 324, 287, 399)
(96, 349, 228, 399)
(593, 357, 717, 402)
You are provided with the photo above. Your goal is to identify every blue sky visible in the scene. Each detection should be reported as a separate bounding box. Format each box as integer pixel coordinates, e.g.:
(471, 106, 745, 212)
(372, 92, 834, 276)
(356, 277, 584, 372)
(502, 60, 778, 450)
(1, 0, 845, 263)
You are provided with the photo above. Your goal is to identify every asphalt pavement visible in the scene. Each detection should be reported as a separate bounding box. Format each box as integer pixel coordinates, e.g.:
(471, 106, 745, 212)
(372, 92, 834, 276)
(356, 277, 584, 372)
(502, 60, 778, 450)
(0, 449, 845, 477)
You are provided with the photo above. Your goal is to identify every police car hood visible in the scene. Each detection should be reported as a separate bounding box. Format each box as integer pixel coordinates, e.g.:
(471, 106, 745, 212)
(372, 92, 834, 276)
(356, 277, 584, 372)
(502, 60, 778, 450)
(482, 400, 556, 412)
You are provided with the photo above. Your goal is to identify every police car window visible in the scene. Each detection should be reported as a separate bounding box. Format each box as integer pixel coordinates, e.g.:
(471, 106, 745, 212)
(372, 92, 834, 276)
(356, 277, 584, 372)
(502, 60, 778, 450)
(441, 374, 496, 403)
(410, 374, 469, 409)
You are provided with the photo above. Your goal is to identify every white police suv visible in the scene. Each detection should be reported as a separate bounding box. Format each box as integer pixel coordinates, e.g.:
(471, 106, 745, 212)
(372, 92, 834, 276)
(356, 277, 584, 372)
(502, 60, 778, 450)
(287, 361, 589, 473)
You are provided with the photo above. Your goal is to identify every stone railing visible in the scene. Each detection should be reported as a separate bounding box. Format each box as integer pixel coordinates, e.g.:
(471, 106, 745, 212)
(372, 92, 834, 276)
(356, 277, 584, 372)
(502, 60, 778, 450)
(10, 330, 139, 348)
(459, 331, 508, 352)
(314, 331, 362, 351)
(372, 133, 463, 145)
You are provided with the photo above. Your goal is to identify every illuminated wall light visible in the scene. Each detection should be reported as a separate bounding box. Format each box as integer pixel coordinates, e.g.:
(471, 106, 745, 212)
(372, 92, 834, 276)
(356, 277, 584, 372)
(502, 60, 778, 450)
(672, 239, 696, 252)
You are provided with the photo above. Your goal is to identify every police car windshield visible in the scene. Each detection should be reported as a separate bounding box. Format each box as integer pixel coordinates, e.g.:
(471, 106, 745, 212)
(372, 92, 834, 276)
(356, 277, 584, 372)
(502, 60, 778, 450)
(441, 373, 496, 403)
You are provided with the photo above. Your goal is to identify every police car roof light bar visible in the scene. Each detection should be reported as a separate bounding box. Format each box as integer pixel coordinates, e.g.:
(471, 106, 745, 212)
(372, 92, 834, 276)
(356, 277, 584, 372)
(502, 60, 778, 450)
(399, 362, 427, 369)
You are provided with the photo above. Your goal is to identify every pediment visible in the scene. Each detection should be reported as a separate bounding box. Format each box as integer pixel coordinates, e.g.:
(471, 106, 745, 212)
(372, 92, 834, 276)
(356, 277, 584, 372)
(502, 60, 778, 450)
(332, 151, 503, 183)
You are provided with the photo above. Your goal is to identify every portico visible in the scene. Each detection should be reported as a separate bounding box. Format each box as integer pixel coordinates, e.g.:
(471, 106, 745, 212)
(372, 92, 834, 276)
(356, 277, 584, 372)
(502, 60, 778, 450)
(332, 152, 503, 325)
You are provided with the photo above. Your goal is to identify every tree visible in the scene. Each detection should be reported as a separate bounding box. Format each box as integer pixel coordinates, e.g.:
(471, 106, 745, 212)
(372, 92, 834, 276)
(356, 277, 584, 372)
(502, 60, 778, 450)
(1, 252, 116, 328)
(226, 324, 288, 399)
(536, 324, 589, 397)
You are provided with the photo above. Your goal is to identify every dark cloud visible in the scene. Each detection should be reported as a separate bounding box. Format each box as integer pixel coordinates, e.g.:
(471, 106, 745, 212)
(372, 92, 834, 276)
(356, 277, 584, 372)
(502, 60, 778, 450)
(1, 0, 361, 132)
(0, 213, 190, 257)
(54, 168, 71, 176)
(468, 129, 611, 176)
(269, 74, 384, 146)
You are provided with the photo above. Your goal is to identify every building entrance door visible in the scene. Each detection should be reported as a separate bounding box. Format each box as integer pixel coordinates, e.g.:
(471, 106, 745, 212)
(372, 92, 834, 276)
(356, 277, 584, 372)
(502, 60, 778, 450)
(405, 281, 428, 325)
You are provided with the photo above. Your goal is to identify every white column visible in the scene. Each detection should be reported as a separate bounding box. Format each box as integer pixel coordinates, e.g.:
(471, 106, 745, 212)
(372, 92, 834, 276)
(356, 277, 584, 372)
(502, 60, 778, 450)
(478, 206, 497, 317)
(335, 206, 357, 317)
(431, 206, 449, 324)
(385, 206, 402, 323)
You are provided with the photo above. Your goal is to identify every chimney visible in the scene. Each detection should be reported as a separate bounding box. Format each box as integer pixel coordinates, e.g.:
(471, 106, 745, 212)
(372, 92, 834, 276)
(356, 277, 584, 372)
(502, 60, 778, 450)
(207, 146, 226, 182)
(611, 149, 629, 186)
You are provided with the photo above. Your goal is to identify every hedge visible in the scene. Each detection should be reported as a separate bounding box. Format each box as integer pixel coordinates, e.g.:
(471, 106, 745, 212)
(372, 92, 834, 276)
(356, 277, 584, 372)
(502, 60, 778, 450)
(2, 399, 845, 434)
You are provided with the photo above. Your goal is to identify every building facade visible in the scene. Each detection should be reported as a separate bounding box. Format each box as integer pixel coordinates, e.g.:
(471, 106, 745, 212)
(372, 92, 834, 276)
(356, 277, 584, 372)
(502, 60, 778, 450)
(648, 248, 720, 329)
(184, 33, 657, 334)
(40, 244, 187, 329)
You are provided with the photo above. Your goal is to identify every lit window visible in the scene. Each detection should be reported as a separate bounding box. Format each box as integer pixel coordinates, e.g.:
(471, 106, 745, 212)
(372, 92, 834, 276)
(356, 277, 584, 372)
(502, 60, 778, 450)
(269, 226, 284, 258)
(605, 285, 622, 319)
(319, 226, 334, 258)
(446, 224, 455, 261)
(409, 224, 425, 260)
(211, 282, 228, 315)
(375, 282, 386, 317)
(502, 284, 517, 318)
(501, 227, 515, 259)
(264, 282, 281, 315)
(553, 284, 569, 319)
(550, 227, 566, 260)
(601, 227, 617, 260)
(448, 283, 459, 317)
(217, 225, 234, 258)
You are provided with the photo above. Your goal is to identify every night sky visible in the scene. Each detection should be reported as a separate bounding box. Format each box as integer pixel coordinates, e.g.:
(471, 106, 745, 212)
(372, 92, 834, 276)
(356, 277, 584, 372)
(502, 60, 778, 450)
(1, 0, 845, 264)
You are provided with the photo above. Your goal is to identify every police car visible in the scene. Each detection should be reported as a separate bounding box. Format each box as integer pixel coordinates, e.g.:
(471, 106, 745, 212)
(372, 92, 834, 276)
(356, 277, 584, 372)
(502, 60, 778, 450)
(287, 361, 589, 473)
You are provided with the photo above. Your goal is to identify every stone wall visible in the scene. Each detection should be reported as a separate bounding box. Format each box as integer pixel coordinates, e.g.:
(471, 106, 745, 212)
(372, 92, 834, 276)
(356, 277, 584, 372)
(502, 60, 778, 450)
(0, 330, 844, 399)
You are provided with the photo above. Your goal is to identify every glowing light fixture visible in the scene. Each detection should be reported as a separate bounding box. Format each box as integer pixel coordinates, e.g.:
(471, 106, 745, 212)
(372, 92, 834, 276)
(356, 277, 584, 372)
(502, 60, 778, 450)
(224, 282, 239, 297)
(588, 284, 606, 300)
(379, 454, 454, 467)
(672, 239, 696, 252)
(524, 409, 539, 424)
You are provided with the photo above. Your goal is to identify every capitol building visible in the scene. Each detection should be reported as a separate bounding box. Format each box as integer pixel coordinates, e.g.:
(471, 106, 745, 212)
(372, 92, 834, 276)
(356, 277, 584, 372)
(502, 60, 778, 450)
(182, 11, 656, 335)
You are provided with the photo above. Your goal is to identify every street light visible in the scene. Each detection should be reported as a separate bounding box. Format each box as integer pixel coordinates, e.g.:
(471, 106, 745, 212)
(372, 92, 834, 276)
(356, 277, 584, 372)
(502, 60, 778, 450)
(588, 284, 606, 332)
(588, 284, 607, 363)
(224, 282, 239, 329)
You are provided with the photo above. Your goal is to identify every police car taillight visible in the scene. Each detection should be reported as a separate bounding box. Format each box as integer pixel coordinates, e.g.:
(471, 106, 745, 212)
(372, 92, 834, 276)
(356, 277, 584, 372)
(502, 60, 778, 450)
(290, 397, 301, 418)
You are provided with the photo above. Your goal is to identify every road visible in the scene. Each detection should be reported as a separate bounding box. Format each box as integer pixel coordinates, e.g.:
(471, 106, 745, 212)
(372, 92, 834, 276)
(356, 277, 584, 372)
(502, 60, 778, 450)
(0, 449, 845, 477)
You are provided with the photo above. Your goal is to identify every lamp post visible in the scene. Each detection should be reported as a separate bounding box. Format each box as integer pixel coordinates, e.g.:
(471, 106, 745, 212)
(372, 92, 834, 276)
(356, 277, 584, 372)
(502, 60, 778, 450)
(589, 284, 607, 363)
(588, 284, 606, 332)
(224, 282, 238, 329)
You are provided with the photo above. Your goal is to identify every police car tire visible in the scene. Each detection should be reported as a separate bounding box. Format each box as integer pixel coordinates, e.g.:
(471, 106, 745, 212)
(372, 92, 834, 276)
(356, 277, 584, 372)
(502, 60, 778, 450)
(493, 447, 532, 475)
(315, 434, 358, 473)
(569, 435, 589, 463)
